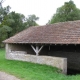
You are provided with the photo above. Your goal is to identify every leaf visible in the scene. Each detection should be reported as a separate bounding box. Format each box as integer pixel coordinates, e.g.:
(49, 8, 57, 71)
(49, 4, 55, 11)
(2, 25, 12, 32)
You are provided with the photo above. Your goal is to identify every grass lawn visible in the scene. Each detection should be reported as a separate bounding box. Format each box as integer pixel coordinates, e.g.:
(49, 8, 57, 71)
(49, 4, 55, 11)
(0, 48, 80, 80)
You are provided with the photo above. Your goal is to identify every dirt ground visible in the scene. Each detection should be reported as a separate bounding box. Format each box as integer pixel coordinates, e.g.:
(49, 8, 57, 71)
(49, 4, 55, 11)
(0, 71, 20, 80)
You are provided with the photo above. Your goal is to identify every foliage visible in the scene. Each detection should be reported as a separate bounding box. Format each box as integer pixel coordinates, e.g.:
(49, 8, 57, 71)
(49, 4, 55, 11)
(48, 0, 80, 24)
(0, 1, 39, 48)
(4, 11, 26, 36)
(24, 14, 39, 28)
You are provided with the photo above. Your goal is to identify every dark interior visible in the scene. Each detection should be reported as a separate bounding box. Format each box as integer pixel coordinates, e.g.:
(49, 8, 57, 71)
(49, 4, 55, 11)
(41, 44, 80, 75)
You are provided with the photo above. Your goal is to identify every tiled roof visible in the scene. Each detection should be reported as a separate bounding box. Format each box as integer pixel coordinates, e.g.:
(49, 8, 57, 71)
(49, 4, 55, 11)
(3, 20, 80, 44)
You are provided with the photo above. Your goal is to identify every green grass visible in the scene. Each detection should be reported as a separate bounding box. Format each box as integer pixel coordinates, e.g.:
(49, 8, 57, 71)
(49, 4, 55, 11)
(0, 48, 80, 80)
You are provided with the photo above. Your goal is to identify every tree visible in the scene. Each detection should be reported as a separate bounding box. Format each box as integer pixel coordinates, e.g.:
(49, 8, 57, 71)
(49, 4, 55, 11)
(24, 14, 39, 28)
(5, 12, 25, 36)
(0, 0, 10, 23)
(0, 0, 4, 8)
(0, 1, 39, 48)
(48, 0, 80, 24)
(0, 0, 12, 47)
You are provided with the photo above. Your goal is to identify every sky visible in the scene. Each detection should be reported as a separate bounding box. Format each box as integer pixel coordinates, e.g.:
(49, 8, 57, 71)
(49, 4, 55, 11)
(2, 0, 80, 25)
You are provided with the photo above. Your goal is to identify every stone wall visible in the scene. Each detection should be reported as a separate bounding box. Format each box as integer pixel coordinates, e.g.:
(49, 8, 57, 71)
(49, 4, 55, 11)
(5, 43, 80, 73)
(5, 43, 36, 55)
(6, 50, 67, 74)
(5, 44, 67, 74)
(7, 43, 80, 74)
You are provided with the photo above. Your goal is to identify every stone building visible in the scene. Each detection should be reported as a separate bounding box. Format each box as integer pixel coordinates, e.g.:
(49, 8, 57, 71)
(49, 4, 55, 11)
(3, 20, 80, 74)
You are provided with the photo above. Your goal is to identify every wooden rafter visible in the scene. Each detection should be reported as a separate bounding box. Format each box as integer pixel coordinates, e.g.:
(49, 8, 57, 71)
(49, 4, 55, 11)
(31, 45, 43, 56)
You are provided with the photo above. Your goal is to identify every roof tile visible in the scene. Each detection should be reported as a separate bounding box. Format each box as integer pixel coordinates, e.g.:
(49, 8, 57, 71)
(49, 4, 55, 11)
(3, 20, 80, 44)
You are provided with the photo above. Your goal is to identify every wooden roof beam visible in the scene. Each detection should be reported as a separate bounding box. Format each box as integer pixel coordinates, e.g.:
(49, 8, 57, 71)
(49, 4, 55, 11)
(31, 45, 43, 56)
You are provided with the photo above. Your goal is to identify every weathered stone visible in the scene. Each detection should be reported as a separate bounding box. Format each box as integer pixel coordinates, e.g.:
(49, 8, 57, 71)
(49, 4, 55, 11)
(5, 43, 67, 74)
(6, 52, 67, 74)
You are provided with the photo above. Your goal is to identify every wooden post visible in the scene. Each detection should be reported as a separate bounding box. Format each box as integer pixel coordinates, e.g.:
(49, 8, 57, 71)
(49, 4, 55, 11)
(31, 45, 43, 56)
(49, 46, 50, 50)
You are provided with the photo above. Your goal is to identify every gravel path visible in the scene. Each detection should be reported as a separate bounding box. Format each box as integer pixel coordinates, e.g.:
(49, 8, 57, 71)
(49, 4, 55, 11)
(0, 71, 20, 80)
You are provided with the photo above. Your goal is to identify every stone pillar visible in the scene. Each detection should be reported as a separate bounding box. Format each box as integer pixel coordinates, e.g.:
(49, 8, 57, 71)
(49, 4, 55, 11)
(5, 43, 11, 59)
